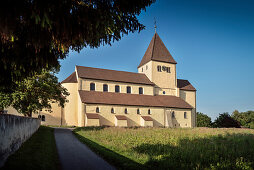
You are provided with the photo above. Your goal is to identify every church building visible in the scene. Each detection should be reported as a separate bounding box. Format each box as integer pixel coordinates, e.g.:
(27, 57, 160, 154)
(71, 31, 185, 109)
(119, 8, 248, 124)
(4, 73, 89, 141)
(41, 33, 197, 127)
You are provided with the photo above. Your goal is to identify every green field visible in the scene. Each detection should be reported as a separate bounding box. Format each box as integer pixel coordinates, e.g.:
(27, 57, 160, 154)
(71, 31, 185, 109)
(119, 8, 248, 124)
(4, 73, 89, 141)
(74, 127, 254, 169)
(2, 126, 60, 170)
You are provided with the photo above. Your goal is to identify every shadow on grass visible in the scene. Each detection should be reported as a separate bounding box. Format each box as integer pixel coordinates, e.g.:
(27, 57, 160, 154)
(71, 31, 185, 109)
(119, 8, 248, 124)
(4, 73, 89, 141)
(132, 133, 254, 169)
(73, 131, 146, 170)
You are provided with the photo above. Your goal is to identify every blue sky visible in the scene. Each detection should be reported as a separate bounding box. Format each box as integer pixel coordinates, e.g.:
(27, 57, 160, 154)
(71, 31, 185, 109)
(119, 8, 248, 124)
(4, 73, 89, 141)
(58, 0, 254, 120)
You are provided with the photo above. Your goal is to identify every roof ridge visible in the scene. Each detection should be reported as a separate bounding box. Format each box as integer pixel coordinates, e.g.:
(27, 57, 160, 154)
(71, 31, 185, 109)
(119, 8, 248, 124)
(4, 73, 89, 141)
(151, 33, 156, 60)
(76, 65, 146, 76)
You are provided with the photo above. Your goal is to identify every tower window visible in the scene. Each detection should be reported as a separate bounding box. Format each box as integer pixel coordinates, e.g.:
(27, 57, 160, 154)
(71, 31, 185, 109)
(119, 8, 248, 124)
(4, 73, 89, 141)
(142, 68, 143, 72)
(146, 65, 148, 70)
(90, 83, 95, 91)
(41, 115, 45, 121)
(111, 108, 114, 113)
(172, 111, 175, 118)
(139, 87, 143, 94)
(148, 109, 151, 115)
(124, 108, 128, 114)
(103, 84, 108, 92)
(167, 67, 171, 73)
(115, 85, 120, 93)
(127, 86, 131, 93)
(184, 112, 187, 119)
(96, 107, 100, 113)
(157, 65, 162, 72)
(137, 109, 140, 114)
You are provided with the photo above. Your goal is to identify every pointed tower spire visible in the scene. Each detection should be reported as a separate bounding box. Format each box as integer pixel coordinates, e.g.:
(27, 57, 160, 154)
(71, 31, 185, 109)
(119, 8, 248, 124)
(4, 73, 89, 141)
(138, 33, 177, 68)
(154, 17, 157, 33)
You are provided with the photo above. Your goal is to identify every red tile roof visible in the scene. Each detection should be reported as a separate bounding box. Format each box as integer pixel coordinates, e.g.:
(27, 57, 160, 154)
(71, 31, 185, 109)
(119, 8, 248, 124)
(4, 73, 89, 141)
(86, 113, 99, 119)
(61, 72, 77, 83)
(76, 66, 154, 85)
(79, 90, 192, 109)
(115, 115, 127, 120)
(138, 33, 177, 68)
(141, 116, 153, 121)
(177, 79, 196, 91)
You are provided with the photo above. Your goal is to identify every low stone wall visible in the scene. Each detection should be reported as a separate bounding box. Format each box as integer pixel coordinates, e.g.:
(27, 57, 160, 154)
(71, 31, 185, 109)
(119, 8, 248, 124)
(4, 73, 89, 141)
(0, 114, 40, 167)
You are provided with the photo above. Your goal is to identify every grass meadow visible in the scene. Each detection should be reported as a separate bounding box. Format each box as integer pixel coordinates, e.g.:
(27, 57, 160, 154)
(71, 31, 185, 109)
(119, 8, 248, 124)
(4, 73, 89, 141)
(74, 127, 254, 169)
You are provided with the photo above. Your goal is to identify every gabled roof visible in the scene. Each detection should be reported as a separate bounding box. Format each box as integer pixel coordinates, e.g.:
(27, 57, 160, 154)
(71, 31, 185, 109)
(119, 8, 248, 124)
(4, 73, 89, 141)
(79, 90, 192, 109)
(141, 116, 153, 121)
(177, 79, 196, 91)
(61, 72, 77, 83)
(76, 66, 154, 85)
(138, 33, 177, 68)
(115, 115, 127, 120)
(86, 113, 99, 119)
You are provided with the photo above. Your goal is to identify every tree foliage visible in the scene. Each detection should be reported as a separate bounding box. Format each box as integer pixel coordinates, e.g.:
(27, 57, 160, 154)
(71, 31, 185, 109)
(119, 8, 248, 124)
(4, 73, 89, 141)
(232, 110, 254, 129)
(197, 112, 212, 127)
(0, 0, 155, 90)
(0, 70, 69, 117)
(213, 112, 241, 128)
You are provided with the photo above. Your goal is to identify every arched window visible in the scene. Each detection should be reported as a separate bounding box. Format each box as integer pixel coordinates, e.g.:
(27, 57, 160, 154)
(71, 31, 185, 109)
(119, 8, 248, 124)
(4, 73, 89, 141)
(126, 86, 131, 93)
(184, 112, 187, 119)
(115, 85, 120, 93)
(38, 115, 41, 119)
(157, 65, 162, 72)
(172, 111, 175, 118)
(137, 109, 140, 114)
(111, 108, 114, 113)
(103, 84, 108, 92)
(41, 115, 45, 121)
(124, 108, 128, 114)
(139, 87, 143, 94)
(90, 83, 95, 91)
(146, 65, 148, 70)
(148, 109, 151, 115)
(142, 68, 143, 72)
(96, 107, 100, 113)
(163, 91, 166, 94)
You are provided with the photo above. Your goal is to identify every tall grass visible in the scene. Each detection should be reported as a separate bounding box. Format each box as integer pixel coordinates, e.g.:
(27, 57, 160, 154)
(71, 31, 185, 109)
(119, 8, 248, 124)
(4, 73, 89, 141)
(74, 127, 254, 169)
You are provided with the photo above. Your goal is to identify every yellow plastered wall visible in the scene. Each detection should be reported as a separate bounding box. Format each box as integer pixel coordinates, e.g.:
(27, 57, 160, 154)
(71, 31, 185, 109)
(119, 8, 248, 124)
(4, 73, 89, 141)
(62, 83, 78, 126)
(165, 108, 192, 128)
(40, 103, 62, 126)
(179, 90, 196, 127)
(138, 61, 153, 80)
(138, 61, 177, 96)
(140, 119, 153, 127)
(85, 104, 165, 127)
(81, 79, 154, 95)
(115, 118, 128, 127)
(85, 117, 100, 126)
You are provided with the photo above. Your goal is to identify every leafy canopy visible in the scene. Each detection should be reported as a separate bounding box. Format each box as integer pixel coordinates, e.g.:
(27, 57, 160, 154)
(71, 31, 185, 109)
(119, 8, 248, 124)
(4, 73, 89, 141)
(196, 112, 212, 127)
(0, 70, 69, 117)
(0, 0, 155, 90)
(213, 112, 241, 128)
(232, 110, 254, 129)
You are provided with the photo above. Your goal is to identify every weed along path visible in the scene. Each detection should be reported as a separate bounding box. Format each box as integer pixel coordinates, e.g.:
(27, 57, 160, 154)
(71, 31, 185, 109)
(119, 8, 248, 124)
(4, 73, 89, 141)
(54, 128, 115, 170)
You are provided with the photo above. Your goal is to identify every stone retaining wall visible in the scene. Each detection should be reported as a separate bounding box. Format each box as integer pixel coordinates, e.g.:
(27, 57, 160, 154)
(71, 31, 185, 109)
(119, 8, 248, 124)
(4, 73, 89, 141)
(0, 114, 40, 167)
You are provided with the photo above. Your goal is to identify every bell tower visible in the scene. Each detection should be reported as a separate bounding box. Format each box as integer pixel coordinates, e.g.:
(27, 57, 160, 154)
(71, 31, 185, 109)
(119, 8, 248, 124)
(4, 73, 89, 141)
(138, 33, 178, 96)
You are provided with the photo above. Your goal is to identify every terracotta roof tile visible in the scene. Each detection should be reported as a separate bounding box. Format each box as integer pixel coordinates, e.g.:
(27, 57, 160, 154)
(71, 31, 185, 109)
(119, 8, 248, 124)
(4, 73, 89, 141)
(177, 79, 196, 91)
(141, 116, 153, 121)
(86, 113, 99, 119)
(76, 66, 154, 85)
(115, 115, 127, 120)
(138, 33, 177, 68)
(61, 72, 77, 83)
(79, 90, 192, 109)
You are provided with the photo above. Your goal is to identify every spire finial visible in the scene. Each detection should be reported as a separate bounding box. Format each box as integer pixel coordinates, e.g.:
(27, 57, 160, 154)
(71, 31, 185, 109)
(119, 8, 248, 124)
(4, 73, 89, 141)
(154, 17, 157, 33)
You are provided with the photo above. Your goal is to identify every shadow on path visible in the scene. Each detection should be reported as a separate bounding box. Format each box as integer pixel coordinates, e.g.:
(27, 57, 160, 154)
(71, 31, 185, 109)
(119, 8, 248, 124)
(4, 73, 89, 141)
(54, 128, 115, 170)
